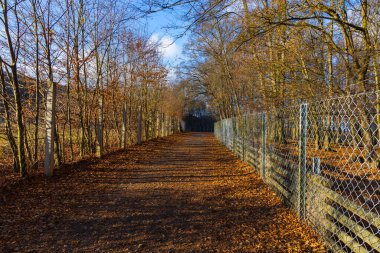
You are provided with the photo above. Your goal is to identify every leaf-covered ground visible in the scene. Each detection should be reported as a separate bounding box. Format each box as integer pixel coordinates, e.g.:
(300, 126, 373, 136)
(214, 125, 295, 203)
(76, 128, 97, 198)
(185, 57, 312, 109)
(0, 132, 326, 252)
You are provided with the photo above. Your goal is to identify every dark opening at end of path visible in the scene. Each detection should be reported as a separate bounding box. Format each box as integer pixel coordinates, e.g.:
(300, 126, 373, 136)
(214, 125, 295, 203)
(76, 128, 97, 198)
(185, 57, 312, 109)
(182, 113, 215, 132)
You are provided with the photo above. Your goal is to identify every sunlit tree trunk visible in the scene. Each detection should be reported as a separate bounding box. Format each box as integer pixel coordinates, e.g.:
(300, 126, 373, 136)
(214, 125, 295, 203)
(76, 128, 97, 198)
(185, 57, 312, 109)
(44, 68, 57, 176)
(137, 106, 142, 144)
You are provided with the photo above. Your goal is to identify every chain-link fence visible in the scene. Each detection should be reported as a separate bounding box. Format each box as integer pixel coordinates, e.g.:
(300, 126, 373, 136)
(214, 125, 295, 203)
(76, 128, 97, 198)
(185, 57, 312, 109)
(214, 91, 380, 253)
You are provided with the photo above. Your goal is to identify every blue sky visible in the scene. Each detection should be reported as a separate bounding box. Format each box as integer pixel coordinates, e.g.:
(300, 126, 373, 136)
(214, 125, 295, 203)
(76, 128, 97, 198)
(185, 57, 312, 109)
(144, 9, 188, 68)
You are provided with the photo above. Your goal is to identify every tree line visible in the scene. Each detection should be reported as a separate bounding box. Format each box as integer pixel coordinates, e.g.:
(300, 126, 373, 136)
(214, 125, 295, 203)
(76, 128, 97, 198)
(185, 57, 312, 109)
(162, 0, 377, 115)
(148, 0, 379, 165)
(0, 0, 183, 177)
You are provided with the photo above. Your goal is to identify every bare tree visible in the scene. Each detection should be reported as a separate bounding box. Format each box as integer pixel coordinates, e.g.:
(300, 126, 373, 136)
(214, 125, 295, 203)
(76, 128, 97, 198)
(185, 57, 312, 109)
(0, 0, 27, 177)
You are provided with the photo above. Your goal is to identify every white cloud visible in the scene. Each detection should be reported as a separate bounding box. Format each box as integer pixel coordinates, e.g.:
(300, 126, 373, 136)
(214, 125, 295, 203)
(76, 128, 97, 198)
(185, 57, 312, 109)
(160, 36, 180, 58)
(148, 33, 159, 44)
(149, 33, 181, 60)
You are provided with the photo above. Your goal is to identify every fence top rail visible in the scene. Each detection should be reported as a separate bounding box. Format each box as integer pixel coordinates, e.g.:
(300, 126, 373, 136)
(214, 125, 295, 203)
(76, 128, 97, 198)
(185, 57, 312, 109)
(216, 90, 379, 122)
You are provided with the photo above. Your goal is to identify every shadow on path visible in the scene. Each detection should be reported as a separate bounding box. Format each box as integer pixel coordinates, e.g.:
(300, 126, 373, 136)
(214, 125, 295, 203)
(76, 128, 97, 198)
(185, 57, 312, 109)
(0, 133, 325, 252)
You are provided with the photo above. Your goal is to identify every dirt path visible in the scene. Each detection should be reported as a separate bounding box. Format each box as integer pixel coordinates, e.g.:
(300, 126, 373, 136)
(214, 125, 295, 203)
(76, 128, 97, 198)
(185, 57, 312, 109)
(0, 133, 325, 252)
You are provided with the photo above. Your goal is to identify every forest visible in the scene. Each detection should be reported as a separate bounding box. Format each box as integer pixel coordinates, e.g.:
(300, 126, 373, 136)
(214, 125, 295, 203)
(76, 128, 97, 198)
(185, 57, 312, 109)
(172, 0, 378, 115)
(1, 0, 379, 176)
(174, 0, 380, 168)
(0, 0, 184, 179)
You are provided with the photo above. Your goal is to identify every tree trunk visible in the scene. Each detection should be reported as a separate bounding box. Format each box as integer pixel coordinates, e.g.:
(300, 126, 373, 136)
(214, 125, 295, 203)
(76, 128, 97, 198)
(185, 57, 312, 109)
(137, 106, 142, 144)
(96, 95, 104, 157)
(122, 102, 128, 149)
(44, 77, 57, 176)
(0, 60, 19, 173)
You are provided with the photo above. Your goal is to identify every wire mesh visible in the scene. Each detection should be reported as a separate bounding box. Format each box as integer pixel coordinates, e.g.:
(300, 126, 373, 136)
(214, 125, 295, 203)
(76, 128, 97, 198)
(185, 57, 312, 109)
(306, 92, 380, 252)
(266, 105, 302, 214)
(214, 91, 380, 253)
(244, 113, 264, 174)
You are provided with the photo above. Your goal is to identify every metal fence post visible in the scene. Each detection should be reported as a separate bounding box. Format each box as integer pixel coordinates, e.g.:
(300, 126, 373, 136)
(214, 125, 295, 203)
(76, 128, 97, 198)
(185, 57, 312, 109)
(233, 118, 236, 152)
(221, 121, 224, 144)
(223, 120, 226, 145)
(312, 157, 320, 174)
(298, 103, 308, 218)
(261, 113, 266, 179)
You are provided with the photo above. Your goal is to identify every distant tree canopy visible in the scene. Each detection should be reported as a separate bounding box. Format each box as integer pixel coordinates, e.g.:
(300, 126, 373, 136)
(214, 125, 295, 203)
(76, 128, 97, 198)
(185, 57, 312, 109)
(147, 0, 379, 120)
